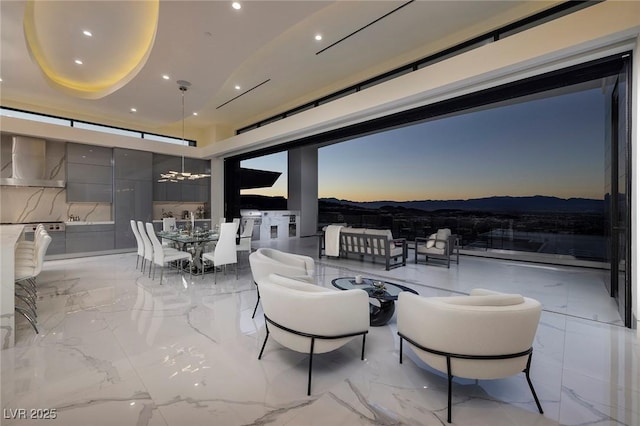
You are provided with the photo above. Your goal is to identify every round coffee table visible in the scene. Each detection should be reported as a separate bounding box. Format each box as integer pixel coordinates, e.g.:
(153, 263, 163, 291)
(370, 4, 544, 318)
(331, 277, 419, 326)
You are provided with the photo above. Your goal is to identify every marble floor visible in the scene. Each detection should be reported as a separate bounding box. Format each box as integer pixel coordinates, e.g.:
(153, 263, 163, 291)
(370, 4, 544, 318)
(1, 236, 638, 425)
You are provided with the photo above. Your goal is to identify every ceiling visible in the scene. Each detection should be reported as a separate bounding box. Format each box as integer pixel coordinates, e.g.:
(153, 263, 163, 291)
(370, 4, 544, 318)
(0, 1, 559, 141)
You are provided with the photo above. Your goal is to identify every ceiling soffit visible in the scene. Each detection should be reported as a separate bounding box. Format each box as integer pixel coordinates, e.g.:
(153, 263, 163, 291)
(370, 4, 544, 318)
(23, 0, 159, 99)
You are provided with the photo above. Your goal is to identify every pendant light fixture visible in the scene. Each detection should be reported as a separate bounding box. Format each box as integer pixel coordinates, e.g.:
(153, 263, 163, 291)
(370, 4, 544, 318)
(158, 80, 210, 182)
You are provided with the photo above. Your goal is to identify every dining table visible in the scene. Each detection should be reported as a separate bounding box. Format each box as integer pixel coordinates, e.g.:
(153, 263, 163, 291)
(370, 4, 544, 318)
(156, 230, 219, 273)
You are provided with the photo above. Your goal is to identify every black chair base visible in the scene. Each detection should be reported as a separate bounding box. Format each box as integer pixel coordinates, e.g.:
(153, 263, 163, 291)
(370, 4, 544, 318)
(259, 315, 367, 395)
(398, 333, 543, 423)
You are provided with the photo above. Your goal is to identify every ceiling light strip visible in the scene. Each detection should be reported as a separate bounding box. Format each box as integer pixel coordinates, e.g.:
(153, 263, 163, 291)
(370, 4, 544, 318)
(216, 79, 271, 109)
(316, 0, 414, 56)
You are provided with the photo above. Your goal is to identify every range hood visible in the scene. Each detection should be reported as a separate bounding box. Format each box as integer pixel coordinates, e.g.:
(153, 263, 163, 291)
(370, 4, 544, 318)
(0, 136, 65, 188)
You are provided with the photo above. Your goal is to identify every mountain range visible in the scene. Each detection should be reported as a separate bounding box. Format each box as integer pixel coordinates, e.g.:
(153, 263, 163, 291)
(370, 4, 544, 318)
(320, 195, 604, 213)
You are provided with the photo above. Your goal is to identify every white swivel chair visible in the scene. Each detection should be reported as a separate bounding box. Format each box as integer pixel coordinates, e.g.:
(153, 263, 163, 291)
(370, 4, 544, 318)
(202, 222, 237, 283)
(397, 288, 544, 423)
(257, 273, 369, 395)
(249, 248, 315, 318)
(146, 222, 191, 285)
(130, 220, 144, 270)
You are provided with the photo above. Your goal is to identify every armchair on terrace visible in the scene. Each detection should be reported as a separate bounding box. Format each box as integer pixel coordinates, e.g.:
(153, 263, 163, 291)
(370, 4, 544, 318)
(414, 228, 459, 268)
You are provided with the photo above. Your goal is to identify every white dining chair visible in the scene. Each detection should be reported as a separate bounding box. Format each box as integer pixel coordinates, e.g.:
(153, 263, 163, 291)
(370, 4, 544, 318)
(130, 220, 144, 270)
(146, 222, 191, 285)
(162, 217, 177, 247)
(137, 221, 154, 276)
(236, 218, 254, 259)
(202, 222, 237, 283)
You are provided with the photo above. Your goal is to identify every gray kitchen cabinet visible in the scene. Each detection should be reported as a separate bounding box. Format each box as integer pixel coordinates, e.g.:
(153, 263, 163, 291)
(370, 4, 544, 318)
(66, 224, 115, 253)
(67, 143, 112, 166)
(66, 183, 112, 203)
(66, 143, 113, 202)
(114, 148, 152, 249)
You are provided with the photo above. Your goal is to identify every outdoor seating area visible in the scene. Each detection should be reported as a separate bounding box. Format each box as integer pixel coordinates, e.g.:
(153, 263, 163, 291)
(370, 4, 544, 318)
(319, 225, 408, 270)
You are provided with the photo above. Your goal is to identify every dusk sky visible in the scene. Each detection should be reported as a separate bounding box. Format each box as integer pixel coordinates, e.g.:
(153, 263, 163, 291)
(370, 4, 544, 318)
(241, 85, 607, 202)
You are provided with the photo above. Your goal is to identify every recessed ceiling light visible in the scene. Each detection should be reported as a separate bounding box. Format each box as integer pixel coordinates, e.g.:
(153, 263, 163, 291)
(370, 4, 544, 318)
(130, 108, 137, 113)
(234, 85, 241, 90)
(162, 74, 170, 80)
(232, 2, 241, 10)
(74, 59, 83, 65)
(83, 30, 92, 37)
(192, 112, 198, 116)
(315, 34, 322, 41)
(0, 78, 3, 82)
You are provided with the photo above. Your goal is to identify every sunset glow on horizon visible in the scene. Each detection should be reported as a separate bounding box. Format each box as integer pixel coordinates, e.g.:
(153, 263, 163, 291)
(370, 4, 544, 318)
(242, 86, 607, 203)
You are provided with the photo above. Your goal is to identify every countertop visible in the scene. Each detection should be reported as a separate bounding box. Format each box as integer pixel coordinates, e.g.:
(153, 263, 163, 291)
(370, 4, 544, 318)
(152, 218, 211, 223)
(65, 221, 115, 225)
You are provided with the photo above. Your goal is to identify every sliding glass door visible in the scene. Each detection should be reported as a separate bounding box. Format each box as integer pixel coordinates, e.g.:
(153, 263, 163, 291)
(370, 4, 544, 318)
(605, 57, 632, 327)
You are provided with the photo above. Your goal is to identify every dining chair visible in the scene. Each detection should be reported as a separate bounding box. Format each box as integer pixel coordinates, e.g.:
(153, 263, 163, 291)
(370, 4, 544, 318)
(202, 222, 237, 283)
(162, 217, 177, 247)
(236, 218, 254, 260)
(130, 219, 144, 270)
(146, 222, 192, 285)
(137, 221, 154, 276)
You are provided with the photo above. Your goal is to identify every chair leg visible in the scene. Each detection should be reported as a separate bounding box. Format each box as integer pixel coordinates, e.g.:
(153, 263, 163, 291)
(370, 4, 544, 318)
(15, 306, 38, 334)
(525, 353, 544, 414)
(446, 356, 453, 423)
(399, 336, 403, 364)
(307, 337, 315, 396)
(252, 285, 260, 319)
(258, 324, 270, 359)
(361, 334, 366, 360)
(15, 294, 37, 317)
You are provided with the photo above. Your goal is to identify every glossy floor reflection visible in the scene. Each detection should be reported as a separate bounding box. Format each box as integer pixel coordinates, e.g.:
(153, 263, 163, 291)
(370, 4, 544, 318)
(1, 236, 638, 425)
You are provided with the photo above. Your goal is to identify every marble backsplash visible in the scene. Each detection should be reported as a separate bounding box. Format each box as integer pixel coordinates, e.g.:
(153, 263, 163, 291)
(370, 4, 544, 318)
(0, 186, 111, 223)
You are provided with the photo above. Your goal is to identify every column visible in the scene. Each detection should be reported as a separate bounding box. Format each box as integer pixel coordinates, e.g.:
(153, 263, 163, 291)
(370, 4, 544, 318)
(288, 146, 318, 237)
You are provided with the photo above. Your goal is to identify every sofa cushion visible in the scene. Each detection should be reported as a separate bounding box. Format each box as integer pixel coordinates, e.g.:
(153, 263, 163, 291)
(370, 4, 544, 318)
(364, 229, 393, 240)
(426, 233, 437, 248)
(417, 246, 446, 255)
(435, 228, 451, 249)
(342, 227, 366, 234)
